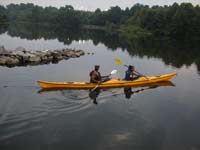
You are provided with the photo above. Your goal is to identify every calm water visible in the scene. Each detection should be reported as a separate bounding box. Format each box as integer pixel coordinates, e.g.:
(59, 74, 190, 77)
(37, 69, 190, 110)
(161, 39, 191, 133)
(0, 30, 200, 150)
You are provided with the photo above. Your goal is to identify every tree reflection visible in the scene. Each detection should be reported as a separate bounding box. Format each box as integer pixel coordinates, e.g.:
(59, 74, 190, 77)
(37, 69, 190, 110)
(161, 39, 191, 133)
(1, 22, 200, 73)
(0, 25, 7, 34)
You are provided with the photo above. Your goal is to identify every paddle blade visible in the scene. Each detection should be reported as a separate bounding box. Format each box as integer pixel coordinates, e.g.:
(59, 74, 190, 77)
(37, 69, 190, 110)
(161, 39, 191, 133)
(114, 58, 124, 65)
(110, 69, 117, 75)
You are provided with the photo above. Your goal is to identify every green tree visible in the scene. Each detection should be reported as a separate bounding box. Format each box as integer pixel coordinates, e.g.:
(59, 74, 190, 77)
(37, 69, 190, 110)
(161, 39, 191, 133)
(56, 5, 81, 28)
(106, 6, 122, 24)
(170, 3, 197, 37)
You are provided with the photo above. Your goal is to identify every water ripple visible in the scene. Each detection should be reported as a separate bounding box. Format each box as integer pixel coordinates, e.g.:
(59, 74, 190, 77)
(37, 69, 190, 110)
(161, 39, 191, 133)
(0, 88, 122, 142)
(36, 90, 92, 115)
(38, 89, 124, 114)
(0, 110, 47, 141)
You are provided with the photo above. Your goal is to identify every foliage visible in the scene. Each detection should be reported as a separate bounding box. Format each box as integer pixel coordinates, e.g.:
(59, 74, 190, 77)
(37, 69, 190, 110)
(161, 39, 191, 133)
(124, 3, 200, 39)
(1, 2, 200, 38)
(0, 15, 7, 25)
(119, 25, 151, 40)
(0, 5, 8, 26)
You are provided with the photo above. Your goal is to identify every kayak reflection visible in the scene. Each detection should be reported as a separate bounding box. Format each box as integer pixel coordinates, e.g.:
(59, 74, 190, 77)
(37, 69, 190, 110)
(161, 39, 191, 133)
(124, 85, 158, 99)
(38, 81, 175, 103)
(88, 81, 175, 103)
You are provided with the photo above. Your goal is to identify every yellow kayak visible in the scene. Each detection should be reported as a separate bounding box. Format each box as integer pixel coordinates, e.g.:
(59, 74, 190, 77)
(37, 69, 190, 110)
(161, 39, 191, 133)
(38, 72, 176, 89)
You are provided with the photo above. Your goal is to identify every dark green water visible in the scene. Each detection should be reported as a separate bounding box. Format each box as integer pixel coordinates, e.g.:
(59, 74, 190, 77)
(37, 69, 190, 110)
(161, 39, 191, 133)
(0, 26, 200, 150)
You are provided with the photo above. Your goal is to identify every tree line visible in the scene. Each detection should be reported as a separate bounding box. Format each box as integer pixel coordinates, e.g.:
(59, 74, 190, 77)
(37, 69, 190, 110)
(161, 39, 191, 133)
(0, 3, 200, 38)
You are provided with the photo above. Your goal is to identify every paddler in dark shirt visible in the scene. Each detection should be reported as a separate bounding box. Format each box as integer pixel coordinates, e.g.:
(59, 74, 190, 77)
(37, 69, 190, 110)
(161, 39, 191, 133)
(90, 65, 102, 83)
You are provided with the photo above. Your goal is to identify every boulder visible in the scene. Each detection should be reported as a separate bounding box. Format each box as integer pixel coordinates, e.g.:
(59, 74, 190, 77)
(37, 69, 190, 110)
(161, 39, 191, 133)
(34, 50, 48, 57)
(6, 57, 20, 66)
(74, 50, 85, 57)
(76, 50, 85, 55)
(28, 56, 41, 63)
(0, 56, 7, 65)
(71, 54, 78, 58)
(51, 51, 63, 60)
(62, 50, 76, 57)
(12, 51, 33, 63)
(40, 55, 48, 61)
(0, 56, 20, 66)
(47, 56, 53, 61)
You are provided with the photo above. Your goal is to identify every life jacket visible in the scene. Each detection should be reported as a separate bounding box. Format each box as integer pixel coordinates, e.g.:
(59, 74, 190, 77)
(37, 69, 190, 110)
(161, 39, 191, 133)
(124, 69, 139, 81)
(90, 70, 101, 83)
(89, 70, 95, 77)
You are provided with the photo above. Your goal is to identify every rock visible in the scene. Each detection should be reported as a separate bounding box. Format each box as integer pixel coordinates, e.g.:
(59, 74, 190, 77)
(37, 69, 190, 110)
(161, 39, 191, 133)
(47, 56, 53, 61)
(41, 49, 49, 53)
(75, 50, 85, 57)
(6, 57, 20, 66)
(18, 51, 42, 63)
(28, 56, 41, 63)
(71, 54, 78, 58)
(62, 50, 73, 57)
(34, 51, 48, 57)
(0, 56, 20, 66)
(12, 51, 33, 63)
(0, 46, 85, 67)
(0, 56, 7, 65)
(40, 56, 48, 61)
(77, 50, 85, 55)
(51, 51, 63, 60)
(44, 51, 52, 57)
(62, 49, 69, 54)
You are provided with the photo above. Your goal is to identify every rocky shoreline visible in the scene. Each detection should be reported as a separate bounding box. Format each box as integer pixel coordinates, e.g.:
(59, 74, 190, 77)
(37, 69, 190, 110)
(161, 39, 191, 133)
(0, 46, 85, 67)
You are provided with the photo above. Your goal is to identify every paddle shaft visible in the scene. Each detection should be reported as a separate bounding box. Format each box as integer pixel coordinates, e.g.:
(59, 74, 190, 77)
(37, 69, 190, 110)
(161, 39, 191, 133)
(90, 77, 108, 92)
(91, 83, 100, 92)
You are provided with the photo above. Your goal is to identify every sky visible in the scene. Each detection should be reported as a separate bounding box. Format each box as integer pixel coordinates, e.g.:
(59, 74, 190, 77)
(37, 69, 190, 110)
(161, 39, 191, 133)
(0, 0, 199, 11)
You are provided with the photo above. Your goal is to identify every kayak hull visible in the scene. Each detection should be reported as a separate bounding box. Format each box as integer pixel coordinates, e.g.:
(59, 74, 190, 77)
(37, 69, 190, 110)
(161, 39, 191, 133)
(38, 72, 176, 89)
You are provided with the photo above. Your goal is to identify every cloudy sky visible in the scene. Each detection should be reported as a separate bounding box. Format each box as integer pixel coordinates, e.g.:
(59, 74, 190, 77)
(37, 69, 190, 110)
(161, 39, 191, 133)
(0, 0, 199, 11)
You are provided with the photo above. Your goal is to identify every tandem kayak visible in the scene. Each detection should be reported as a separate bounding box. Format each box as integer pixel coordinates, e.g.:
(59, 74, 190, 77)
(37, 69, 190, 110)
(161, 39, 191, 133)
(37, 72, 176, 89)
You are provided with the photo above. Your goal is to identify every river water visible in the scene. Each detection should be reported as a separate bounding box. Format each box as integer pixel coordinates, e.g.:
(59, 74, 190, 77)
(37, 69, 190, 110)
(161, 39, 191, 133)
(0, 30, 200, 150)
